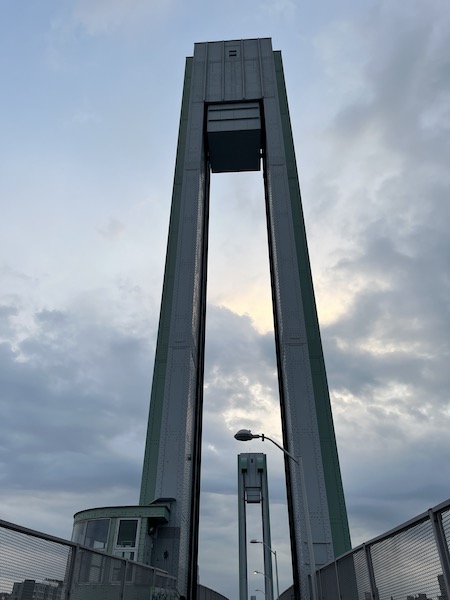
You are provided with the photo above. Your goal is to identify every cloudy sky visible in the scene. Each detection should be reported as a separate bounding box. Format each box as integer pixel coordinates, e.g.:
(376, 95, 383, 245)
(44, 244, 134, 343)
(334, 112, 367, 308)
(1, 0, 450, 597)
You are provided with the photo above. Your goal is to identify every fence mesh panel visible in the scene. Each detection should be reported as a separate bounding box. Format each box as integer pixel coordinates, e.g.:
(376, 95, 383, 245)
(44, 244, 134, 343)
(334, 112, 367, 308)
(317, 563, 339, 599)
(124, 563, 158, 600)
(441, 507, 450, 551)
(0, 520, 178, 599)
(3, 501, 450, 600)
(370, 518, 443, 600)
(0, 524, 70, 595)
(337, 552, 361, 600)
(316, 501, 450, 600)
(353, 547, 372, 600)
(70, 548, 123, 599)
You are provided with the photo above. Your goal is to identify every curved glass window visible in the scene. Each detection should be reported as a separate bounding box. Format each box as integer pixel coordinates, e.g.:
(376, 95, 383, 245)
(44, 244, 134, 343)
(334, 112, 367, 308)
(72, 521, 86, 544)
(84, 519, 110, 550)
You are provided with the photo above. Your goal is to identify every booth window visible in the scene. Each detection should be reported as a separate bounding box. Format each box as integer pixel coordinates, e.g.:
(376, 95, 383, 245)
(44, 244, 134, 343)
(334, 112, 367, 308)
(116, 519, 138, 548)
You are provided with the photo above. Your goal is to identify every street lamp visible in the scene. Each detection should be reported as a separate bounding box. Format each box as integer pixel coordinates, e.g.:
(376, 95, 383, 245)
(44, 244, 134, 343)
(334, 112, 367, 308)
(235, 429, 318, 600)
(251, 539, 280, 600)
(254, 570, 269, 578)
(254, 567, 273, 597)
(234, 430, 298, 463)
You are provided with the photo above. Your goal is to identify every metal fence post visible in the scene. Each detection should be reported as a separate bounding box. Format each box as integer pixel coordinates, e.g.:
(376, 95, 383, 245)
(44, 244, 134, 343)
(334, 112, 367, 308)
(315, 566, 322, 600)
(334, 560, 342, 600)
(64, 544, 79, 600)
(119, 558, 128, 600)
(429, 508, 450, 600)
(364, 544, 378, 600)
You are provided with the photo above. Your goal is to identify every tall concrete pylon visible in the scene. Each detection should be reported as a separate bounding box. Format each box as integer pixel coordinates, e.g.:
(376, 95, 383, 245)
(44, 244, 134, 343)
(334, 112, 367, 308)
(139, 39, 351, 599)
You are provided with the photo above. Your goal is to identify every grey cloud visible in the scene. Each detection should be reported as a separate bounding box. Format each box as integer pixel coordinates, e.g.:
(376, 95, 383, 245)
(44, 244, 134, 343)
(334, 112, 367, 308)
(70, 0, 174, 35)
(205, 307, 277, 400)
(317, 4, 450, 399)
(0, 305, 18, 337)
(324, 217, 450, 401)
(300, 1, 450, 545)
(97, 218, 125, 241)
(331, 3, 450, 156)
(0, 296, 284, 512)
(0, 304, 151, 500)
(202, 305, 280, 477)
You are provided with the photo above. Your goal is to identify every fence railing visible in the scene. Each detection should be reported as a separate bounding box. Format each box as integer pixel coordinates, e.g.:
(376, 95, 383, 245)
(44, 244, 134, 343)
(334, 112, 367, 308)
(4, 498, 450, 600)
(0, 518, 179, 600)
(316, 498, 450, 600)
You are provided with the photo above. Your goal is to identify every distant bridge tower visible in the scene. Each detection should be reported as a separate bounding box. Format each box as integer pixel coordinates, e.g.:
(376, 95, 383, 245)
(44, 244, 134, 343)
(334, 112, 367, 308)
(237, 454, 274, 600)
(139, 39, 351, 599)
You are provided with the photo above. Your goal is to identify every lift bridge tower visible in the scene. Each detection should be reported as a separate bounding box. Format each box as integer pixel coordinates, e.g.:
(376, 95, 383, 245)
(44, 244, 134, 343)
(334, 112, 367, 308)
(73, 39, 350, 600)
(138, 38, 351, 599)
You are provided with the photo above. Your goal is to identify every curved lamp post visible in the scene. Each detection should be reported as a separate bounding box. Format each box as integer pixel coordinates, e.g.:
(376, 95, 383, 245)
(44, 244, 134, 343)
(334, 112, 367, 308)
(251, 540, 280, 600)
(235, 429, 318, 600)
(234, 429, 298, 464)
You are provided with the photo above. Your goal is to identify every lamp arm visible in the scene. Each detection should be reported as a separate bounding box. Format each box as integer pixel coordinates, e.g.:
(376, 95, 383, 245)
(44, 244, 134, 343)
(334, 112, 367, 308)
(262, 434, 299, 464)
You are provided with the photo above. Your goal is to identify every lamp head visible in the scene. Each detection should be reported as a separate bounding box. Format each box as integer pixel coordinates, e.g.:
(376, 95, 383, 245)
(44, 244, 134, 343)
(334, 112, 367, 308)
(234, 429, 260, 441)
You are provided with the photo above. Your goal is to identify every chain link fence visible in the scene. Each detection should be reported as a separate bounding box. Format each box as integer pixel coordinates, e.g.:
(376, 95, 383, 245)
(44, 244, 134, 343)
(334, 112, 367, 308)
(0, 519, 179, 600)
(316, 498, 450, 600)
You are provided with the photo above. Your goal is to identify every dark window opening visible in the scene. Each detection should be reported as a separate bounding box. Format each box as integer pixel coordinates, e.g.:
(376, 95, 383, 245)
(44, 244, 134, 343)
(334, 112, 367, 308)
(116, 519, 138, 548)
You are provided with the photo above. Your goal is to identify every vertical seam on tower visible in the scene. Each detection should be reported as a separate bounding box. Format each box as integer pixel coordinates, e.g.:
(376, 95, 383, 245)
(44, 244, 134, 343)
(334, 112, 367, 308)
(203, 42, 208, 102)
(258, 38, 265, 98)
(241, 39, 245, 99)
(221, 40, 225, 100)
